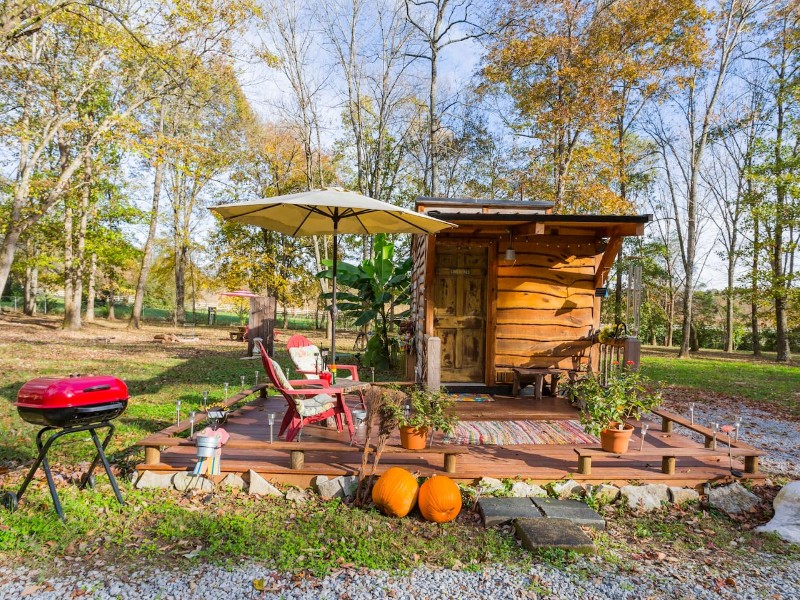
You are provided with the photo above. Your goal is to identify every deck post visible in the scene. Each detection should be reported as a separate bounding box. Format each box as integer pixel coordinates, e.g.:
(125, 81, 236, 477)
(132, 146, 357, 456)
(426, 336, 441, 391)
(444, 453, 457, 473)
(744, 455, 759, 474)
(577, 455, 592, 475)
(662, 416, 673, 433)
(144, 446, 160, 466)
(290, 450, 304, 470)
(259, 384, 267, 398)
(661, 456, 676, 475)
(704, 436, 714, 448)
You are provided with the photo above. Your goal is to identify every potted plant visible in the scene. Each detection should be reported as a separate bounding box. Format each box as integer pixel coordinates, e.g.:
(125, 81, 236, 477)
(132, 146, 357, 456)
(393, 387, 457, 450)
(569, 363, 662, 453)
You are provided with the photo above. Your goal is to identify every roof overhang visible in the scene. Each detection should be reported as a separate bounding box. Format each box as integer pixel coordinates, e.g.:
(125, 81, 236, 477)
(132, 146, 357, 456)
(419, 211, 652, 238)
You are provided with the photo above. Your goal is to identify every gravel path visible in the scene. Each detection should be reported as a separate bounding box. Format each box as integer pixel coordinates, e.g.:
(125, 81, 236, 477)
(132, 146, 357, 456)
(1, 555, 798, 600)
(643, 400, 800, 478)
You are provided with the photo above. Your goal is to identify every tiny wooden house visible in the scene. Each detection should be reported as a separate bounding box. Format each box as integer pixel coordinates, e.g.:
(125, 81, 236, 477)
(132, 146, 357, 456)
(410, 198, 650, 386)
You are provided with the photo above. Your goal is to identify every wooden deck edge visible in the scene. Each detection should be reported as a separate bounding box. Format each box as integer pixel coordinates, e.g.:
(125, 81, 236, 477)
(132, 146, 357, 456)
(651, 408, 758, 451)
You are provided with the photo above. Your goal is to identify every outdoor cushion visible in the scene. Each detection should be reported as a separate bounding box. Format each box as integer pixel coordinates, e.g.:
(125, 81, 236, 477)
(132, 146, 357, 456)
(269, 358, 294, 390)
(295, 394, 336, 418)
(288, 345, 324, 378)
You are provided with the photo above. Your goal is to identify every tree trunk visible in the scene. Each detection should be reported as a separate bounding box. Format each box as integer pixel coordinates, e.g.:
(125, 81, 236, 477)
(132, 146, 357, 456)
(85, 252, 96, 322)
(690, 323, 700, 352)
(130, 151, 164, 328)
(666, 291, 675, 347)
(23, 265, 37, 316)
(107, 279, 116, 320)
(750, 214, 761, 357)
(429, 44, 438, 196)
(724, 250, 735, 352)
(174, 242, 186, 325)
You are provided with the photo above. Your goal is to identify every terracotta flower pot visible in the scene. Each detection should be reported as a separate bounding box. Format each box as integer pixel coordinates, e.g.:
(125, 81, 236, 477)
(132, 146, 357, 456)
(600, 422, 634, 453)
(400, 425, 429, 450)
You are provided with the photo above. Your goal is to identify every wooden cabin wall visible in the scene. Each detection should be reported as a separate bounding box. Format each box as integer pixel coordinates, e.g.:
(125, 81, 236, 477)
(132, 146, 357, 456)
(410, 234, 429, 383)
(494, 235, 600, 383)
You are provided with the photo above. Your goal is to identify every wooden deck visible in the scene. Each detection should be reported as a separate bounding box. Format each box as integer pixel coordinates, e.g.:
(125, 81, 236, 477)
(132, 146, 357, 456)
(136, 391, 765, 489)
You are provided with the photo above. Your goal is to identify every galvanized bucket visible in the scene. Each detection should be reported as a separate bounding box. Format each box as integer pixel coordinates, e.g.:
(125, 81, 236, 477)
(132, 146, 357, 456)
(195, 435, 221, 458)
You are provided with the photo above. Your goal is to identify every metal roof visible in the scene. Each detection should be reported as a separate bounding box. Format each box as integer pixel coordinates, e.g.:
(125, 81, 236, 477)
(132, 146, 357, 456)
(415, 196, 555, 210)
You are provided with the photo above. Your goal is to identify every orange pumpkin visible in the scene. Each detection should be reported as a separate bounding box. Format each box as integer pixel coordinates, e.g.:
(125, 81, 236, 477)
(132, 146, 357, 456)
(372, 467, 419, 517)
(418, 475, 462, 523)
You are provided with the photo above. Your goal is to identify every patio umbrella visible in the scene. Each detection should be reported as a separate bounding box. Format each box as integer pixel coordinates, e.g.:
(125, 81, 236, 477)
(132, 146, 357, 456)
(209, 188, 454, 362)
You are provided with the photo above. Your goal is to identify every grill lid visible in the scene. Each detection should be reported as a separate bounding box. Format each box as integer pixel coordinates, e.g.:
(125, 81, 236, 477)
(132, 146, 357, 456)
(16, 375, 129, 410)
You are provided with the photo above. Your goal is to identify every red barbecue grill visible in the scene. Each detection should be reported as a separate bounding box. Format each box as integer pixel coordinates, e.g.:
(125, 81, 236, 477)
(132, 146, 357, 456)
(2, 375, 128, 521)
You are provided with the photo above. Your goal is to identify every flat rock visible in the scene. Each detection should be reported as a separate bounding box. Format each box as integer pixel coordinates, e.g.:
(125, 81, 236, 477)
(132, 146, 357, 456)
(531, 498, 605, 530)
(552, 480, 585, 499)
(509, 481, 547, 498)
(514, 518, 594, 554)
(172, 473, 213, 492)
(669, 486, 700, 505)
(478, 477, 504, 494)
(312, 475, 329, 490)
(589, 484, 620, 505)
(478, 497, 542, 527)
(135, 471, 174, 490)
(285, 488, 308, 503)
(621, 484, 669, 512)
(317, 475, 359, 500)
(708, 482, 760, 515)
(247, 470, 283, 497)
(219, 473, 245, 490)
(756, 481, 800, 544)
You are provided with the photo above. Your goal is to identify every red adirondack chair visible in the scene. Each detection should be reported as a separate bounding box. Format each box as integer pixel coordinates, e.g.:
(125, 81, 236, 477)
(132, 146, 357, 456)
(286, 334, 366, 409)
(257, 341, 354, 442)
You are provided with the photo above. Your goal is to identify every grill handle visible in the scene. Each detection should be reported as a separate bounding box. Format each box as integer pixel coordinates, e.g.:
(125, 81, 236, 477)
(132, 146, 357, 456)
(82, 385, 112, 393)
(76, 402, 125, 413)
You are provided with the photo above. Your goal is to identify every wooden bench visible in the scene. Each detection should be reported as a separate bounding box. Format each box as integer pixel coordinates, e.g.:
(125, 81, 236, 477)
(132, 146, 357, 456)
(136, 436, 470, 473)
(512, 368, 574, 398)
(574, 446, 766, 475)
(651, 408, 764, 474)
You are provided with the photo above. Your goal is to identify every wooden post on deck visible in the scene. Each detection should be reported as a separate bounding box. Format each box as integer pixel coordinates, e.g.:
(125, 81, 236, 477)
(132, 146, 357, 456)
(577, 455, 592, 475)
(426, 336, 441, 391)
(662, 416, 673, 433)
(290, 450, 304, 470)
(744, 455, 759, 474)
(144, 447, 160, 466)
(661, 456, 676, 475)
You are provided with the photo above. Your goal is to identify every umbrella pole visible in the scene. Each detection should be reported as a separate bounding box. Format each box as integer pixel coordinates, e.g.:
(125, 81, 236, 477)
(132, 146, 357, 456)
(331, 223, 338, 365)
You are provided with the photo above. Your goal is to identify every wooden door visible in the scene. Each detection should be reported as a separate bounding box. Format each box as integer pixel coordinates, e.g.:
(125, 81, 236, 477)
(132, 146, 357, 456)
(433, 246, 487, 382)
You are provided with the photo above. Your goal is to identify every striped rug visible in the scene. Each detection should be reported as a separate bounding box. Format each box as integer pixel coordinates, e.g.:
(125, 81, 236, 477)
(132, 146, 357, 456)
(443, 420, 598, 446)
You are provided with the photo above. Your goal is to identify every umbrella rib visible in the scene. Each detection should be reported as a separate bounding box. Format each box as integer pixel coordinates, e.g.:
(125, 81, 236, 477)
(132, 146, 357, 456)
(291, 209, 315, 237)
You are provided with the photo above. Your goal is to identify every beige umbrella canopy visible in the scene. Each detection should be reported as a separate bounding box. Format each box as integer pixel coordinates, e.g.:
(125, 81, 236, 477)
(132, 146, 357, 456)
(209, 188, 454, 362)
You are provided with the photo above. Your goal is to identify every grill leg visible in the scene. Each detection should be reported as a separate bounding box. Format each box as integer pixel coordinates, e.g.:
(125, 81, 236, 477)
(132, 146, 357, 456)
(80, 423, 114, 490)
(34, 428, 66, 521)
(88, 427, 124, 507)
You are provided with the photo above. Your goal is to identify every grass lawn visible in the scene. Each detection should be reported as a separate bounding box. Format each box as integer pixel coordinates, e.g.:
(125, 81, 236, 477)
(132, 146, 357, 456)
(641, 348, 800, 418)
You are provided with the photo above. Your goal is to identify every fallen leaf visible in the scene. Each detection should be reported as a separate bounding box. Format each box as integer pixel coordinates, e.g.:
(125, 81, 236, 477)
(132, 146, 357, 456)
(20, 585, 41, 597)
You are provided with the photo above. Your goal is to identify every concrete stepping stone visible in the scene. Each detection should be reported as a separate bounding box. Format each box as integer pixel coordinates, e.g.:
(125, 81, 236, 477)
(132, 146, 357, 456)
(478, 497, 543, 527)
(531, 498, 606, 530)
(514, 518, 595, 554)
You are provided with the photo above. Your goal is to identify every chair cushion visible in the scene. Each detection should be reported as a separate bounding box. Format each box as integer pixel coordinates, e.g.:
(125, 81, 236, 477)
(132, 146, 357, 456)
(288, 345, 324, 378)
(269, 358, 293, 391)
(295, 393, 336, 418)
